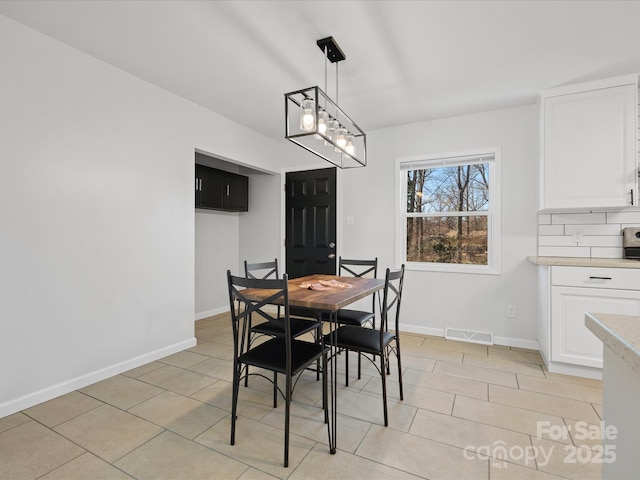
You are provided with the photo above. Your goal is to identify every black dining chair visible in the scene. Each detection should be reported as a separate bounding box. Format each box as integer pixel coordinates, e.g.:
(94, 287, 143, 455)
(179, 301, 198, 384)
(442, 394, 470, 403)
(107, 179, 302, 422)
(243, 259, 323, 389)
(333, 257, 378, 327)
(322, 257, 378, 384)
(325, 265, 405, 426)
(227, 271, 328, 468)
(244, 259, 321, 341)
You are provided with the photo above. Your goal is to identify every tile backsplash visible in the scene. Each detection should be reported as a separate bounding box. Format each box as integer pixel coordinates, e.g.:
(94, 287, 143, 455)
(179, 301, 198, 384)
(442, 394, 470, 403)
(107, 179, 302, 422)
(538, 210, 640, 258)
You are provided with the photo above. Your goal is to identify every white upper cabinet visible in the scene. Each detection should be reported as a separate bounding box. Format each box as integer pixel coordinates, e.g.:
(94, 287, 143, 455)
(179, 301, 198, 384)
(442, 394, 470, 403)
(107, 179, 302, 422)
(540, 75, 638, 210)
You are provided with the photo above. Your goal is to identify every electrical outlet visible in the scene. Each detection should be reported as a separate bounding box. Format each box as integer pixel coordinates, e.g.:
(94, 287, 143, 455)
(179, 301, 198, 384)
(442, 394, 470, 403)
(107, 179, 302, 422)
(506, 305, 517, 318)
(572, 229, 584, 243)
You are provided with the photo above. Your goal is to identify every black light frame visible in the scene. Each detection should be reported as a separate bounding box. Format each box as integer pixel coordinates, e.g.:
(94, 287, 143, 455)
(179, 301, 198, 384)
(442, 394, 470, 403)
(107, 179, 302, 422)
(284, 37, 366, 169)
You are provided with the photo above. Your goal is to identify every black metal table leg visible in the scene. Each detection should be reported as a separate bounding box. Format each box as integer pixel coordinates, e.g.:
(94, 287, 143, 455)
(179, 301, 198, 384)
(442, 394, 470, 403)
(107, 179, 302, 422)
(327, 310, 337, 454)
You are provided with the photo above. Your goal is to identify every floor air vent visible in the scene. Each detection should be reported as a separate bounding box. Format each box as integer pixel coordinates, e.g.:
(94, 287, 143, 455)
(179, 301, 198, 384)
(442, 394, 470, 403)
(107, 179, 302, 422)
(445, 327, 494, 345)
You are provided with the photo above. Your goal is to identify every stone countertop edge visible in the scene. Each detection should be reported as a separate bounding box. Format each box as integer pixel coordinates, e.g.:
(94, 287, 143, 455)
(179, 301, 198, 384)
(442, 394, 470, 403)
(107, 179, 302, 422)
(585, 313, 640, 375)
(528, 256, 640, 269)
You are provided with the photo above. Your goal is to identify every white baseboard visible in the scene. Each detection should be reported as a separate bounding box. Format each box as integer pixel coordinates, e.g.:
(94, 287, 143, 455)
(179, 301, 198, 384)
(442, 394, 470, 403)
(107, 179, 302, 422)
(543, 357, 602, 380)
(195, 306, 228, 321)
(493, 336, 541, 351)
(400, 323, 540, 351)
(0, 337, 196, 419)
(401, 324, 446, 338)
(195, 305, 280, 322)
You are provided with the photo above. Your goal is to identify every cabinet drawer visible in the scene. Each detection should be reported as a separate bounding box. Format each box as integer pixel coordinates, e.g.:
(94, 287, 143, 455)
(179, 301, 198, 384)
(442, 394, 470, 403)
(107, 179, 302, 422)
(551, 266, 640, 290)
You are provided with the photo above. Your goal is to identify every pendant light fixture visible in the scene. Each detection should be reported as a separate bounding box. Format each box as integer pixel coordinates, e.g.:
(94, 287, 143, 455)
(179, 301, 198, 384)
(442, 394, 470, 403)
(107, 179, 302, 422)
(285, 37, 366, 168)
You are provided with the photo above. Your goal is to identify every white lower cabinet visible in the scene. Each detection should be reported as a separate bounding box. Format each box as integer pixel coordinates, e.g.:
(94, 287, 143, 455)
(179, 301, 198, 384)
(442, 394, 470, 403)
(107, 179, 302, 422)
(550, 266, 640, 369)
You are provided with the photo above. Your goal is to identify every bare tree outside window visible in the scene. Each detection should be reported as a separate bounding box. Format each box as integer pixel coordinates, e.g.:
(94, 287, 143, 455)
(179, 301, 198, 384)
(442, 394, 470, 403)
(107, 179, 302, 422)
(406, 162, 490, 265)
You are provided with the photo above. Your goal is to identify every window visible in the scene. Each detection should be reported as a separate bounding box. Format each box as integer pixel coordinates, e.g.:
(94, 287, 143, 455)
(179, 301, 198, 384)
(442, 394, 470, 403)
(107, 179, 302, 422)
(397, 149, 501, 274)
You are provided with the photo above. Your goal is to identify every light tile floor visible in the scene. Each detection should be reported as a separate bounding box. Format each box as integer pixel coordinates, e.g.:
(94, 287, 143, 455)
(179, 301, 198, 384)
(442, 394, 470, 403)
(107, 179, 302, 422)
(0, 313, 605, 479)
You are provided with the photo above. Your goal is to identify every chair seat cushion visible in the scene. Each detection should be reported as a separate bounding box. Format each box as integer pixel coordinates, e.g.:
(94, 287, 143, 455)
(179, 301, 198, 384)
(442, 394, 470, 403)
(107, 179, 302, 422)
(240, 338, 327, 374)
(321, 309, 374, 326)
(324, 326, 395, 355)
(250, 317, 321, 337)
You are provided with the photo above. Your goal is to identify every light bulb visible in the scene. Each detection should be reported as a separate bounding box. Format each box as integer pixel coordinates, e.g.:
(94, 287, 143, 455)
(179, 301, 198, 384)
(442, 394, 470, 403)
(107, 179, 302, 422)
(300, 98, 315, 132)
(336, 127, 348, 150)
(317, 110, 328, 136)
(326, 118, 339, 146)
(345, 135, 355, 156)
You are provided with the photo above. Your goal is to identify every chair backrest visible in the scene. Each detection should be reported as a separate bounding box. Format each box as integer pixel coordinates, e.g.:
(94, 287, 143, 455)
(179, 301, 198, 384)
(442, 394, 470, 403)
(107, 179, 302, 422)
(338, 257, 377, 279)
(244, 259, 279, 280)
(339, 257, 378, 315)
(380, 265, 405, 335)
(227, 270, 293, 370)
(244, 259, 281, 317)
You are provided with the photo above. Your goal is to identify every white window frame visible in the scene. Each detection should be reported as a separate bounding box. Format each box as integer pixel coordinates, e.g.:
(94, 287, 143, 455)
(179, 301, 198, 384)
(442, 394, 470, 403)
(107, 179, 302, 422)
(395, 148, 501, 275)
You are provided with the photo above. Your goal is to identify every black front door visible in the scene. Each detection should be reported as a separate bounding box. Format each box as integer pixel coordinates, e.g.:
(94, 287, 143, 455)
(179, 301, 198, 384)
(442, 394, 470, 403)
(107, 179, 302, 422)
(285, 168, 337, 278)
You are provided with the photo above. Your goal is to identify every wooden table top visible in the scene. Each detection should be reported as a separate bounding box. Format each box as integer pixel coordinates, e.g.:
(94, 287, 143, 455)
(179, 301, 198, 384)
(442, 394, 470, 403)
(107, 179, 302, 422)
(242, 274, 384, 312)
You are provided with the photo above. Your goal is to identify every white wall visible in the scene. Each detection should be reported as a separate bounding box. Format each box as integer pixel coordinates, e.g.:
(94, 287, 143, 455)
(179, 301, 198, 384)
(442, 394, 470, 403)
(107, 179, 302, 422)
(0, 15, 297, 417)
(194, 210, 240, 319)
(341, 105, 541, 347)
(239, 173, 283, 271)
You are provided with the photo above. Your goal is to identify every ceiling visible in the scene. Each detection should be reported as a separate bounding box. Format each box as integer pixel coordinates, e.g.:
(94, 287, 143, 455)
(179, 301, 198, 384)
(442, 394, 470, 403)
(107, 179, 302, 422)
(2, 0, 640, 144)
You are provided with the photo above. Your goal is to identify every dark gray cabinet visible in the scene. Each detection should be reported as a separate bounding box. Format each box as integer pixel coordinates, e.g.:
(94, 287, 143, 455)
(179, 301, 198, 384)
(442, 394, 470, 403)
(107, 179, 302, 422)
(195, 164, 248, 212)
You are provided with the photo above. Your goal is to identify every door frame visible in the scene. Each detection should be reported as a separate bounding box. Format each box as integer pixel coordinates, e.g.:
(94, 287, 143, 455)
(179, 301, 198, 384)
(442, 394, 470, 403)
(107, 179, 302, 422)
(280, 163, 342, 274)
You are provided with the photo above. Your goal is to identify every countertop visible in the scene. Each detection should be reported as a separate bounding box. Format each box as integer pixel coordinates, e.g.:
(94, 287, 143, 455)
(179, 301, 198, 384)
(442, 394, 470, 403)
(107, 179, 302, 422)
(585, 313, 640, 375)
(528, 256, 640, 269)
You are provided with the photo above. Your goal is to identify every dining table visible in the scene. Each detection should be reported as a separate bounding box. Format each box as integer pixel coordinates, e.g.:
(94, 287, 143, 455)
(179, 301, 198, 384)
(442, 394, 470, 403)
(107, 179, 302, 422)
(241, 273, 385, 454)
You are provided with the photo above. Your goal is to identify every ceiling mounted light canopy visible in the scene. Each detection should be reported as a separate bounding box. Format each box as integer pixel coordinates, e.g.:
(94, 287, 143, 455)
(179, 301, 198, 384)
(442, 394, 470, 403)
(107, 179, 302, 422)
(285, 37, 366, 168)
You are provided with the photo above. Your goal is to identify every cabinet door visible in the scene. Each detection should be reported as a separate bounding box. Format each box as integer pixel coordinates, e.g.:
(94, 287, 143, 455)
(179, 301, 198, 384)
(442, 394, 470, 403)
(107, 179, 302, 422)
(196, 165, 224, 209)
(223, 173, 248, 212)
(551, 286, 640, 367)
(542, 83, 636, 209)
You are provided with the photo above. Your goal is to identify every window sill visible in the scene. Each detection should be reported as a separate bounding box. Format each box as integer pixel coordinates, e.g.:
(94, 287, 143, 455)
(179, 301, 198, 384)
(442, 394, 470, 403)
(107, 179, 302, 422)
(405, 262, 501, 275)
